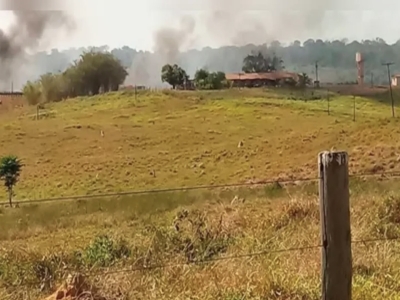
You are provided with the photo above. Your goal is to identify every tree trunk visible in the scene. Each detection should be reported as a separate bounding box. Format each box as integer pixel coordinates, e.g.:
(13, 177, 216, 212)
(8, 188, 12, 207)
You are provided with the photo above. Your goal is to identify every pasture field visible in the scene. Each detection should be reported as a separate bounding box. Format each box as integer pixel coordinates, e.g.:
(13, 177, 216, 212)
(1, 88, 400, 299)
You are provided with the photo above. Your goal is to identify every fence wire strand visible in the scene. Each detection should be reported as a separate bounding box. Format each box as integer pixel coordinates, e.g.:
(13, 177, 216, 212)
(3, 169, 400, 206)
(76, 236, 400, 277)
(0, 176, 319, 206)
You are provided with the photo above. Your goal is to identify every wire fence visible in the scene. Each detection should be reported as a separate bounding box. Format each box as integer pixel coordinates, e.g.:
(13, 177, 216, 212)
(10, 86, 398, 123)
(75, 236, 400, 278)
(2, 158, 400, 298)
(2, 169, 400, 206)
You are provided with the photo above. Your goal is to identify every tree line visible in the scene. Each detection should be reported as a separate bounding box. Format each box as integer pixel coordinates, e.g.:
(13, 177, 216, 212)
(24, 47, 312, 101)
(161, 64, 229, 90)
(11, 38, 400, 88)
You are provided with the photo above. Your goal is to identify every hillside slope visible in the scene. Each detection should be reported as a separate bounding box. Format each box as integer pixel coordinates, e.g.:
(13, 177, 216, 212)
(1, 89, 400, 300)
(1, 88, 400, 200)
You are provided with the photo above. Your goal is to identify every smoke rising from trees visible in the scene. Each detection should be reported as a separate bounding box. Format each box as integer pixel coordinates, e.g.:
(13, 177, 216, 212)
(0, 2, 398, 89)
(126, 2, 354, 86)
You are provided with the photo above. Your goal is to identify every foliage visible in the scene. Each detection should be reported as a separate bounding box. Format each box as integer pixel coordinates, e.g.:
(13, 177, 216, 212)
(13, 38, 400, 89)
(0, 155, 22, 206)
(78, 235, 131, 267)
(297, 73, 312, 88)
(22, 51, 128, 103)
(171, 209, 232, 262)
(376, 195, 400, 239)
(22, 81, 43, 105)
(194, 68, 227, 90)
(161, 64, 189, 89)
(242, 51, 284, 73)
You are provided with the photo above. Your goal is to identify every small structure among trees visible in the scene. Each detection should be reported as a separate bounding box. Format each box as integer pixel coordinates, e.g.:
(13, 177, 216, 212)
(225, 72, 300, 88)
(224, 51, 310, 88)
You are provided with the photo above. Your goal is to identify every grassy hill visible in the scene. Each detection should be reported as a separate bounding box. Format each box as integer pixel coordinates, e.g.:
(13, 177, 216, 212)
(1, 88, 400, 299)
(1, 88, 400, 200)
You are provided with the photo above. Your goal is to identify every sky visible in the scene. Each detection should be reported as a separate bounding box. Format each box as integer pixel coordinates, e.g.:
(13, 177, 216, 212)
(1, 0, 400, 52)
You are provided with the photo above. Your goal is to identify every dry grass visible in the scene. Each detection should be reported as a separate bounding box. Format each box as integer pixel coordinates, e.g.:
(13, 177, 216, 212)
(1, 88, 400, 299)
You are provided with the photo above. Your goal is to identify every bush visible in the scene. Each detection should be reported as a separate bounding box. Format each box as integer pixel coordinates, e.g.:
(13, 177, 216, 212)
(194, 69, 227, 90)
(77, 235, 131, 267)
(22, 81, 42, 105)
(376, 195, 400, 238)
(22, 51, 128, 103)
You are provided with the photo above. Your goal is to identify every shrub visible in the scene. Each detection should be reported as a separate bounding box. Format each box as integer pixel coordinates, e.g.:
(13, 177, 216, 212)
(78, 235, 131, 267)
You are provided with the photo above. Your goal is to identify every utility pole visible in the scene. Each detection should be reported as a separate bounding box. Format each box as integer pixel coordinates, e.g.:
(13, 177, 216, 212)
(382, 62, 395, 117)
(11, 81, 13, 102)
(315, 61, 320, 88)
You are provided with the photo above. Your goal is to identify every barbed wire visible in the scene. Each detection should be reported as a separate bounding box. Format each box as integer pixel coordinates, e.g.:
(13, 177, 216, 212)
(3, 169, 400, 206)
(352, 236, 400, 245)
(0, 176, 319, 206)
(84, 244, 322, 277)
(74, 236, 400, 277)
(1, 237, 399, 299)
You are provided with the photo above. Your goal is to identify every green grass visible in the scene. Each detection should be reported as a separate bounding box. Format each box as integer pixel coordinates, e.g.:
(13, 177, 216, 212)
(1, 88, 400, 201)
(1, 88, 400, 299)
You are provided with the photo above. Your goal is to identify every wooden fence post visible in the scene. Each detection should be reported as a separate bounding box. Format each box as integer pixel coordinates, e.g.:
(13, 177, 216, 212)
(318, 151, 352, 300)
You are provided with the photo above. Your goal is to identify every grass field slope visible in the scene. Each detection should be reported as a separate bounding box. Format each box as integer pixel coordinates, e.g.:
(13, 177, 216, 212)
(1, 88, 400, 299)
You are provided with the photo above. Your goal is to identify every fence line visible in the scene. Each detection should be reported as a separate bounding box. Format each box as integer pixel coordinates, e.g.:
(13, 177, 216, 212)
(2, 169, 400, 206)
(3, 151, 400, 298)
(64, 236, 400, 278)
(18, 88, 398, 122)
(0, 176, 319, 206)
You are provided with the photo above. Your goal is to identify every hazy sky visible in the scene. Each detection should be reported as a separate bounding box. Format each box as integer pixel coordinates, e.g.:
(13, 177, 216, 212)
(1, 0, 400, 52)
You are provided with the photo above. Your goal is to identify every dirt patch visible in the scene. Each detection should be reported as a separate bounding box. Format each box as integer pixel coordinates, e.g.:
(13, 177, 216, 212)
(42, 273, 106, 300)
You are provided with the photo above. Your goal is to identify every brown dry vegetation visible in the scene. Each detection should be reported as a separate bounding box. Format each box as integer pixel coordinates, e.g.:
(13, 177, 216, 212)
(0, 88, 400, 299)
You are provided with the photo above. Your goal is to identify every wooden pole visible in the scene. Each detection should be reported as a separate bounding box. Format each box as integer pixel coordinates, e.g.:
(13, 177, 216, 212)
(135, 85, 137, 101)
(318, 151, 352, 300)
(327, 91, 330, 115)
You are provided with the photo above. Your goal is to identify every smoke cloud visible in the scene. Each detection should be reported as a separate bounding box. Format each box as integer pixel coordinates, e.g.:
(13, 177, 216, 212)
(125, 1, 351, 87)
(0, 0, 74, 89)
(127, 15, 197, 87)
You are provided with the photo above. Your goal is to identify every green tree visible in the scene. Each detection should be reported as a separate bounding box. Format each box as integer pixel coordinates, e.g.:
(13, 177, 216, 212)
(22, 51, 128, 103)
(161, 64, 188, 89)
(0, 155, 23, 207)
(40, 73, 65, 102)
(75, 51, 128, 95)
(242, 51, 284, 73)
(194, 69, 226, 90)
(297, 73, 312, 88)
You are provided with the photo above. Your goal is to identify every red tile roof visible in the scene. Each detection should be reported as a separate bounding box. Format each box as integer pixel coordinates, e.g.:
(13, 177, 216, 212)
(226, 71, 299, 81)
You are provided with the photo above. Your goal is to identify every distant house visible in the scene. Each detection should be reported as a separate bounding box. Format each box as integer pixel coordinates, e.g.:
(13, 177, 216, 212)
(0, 92, 24, 109)
(225, 71, 300, 88)
(392, 75, 400, 87)
(120, 85, 147, 90)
